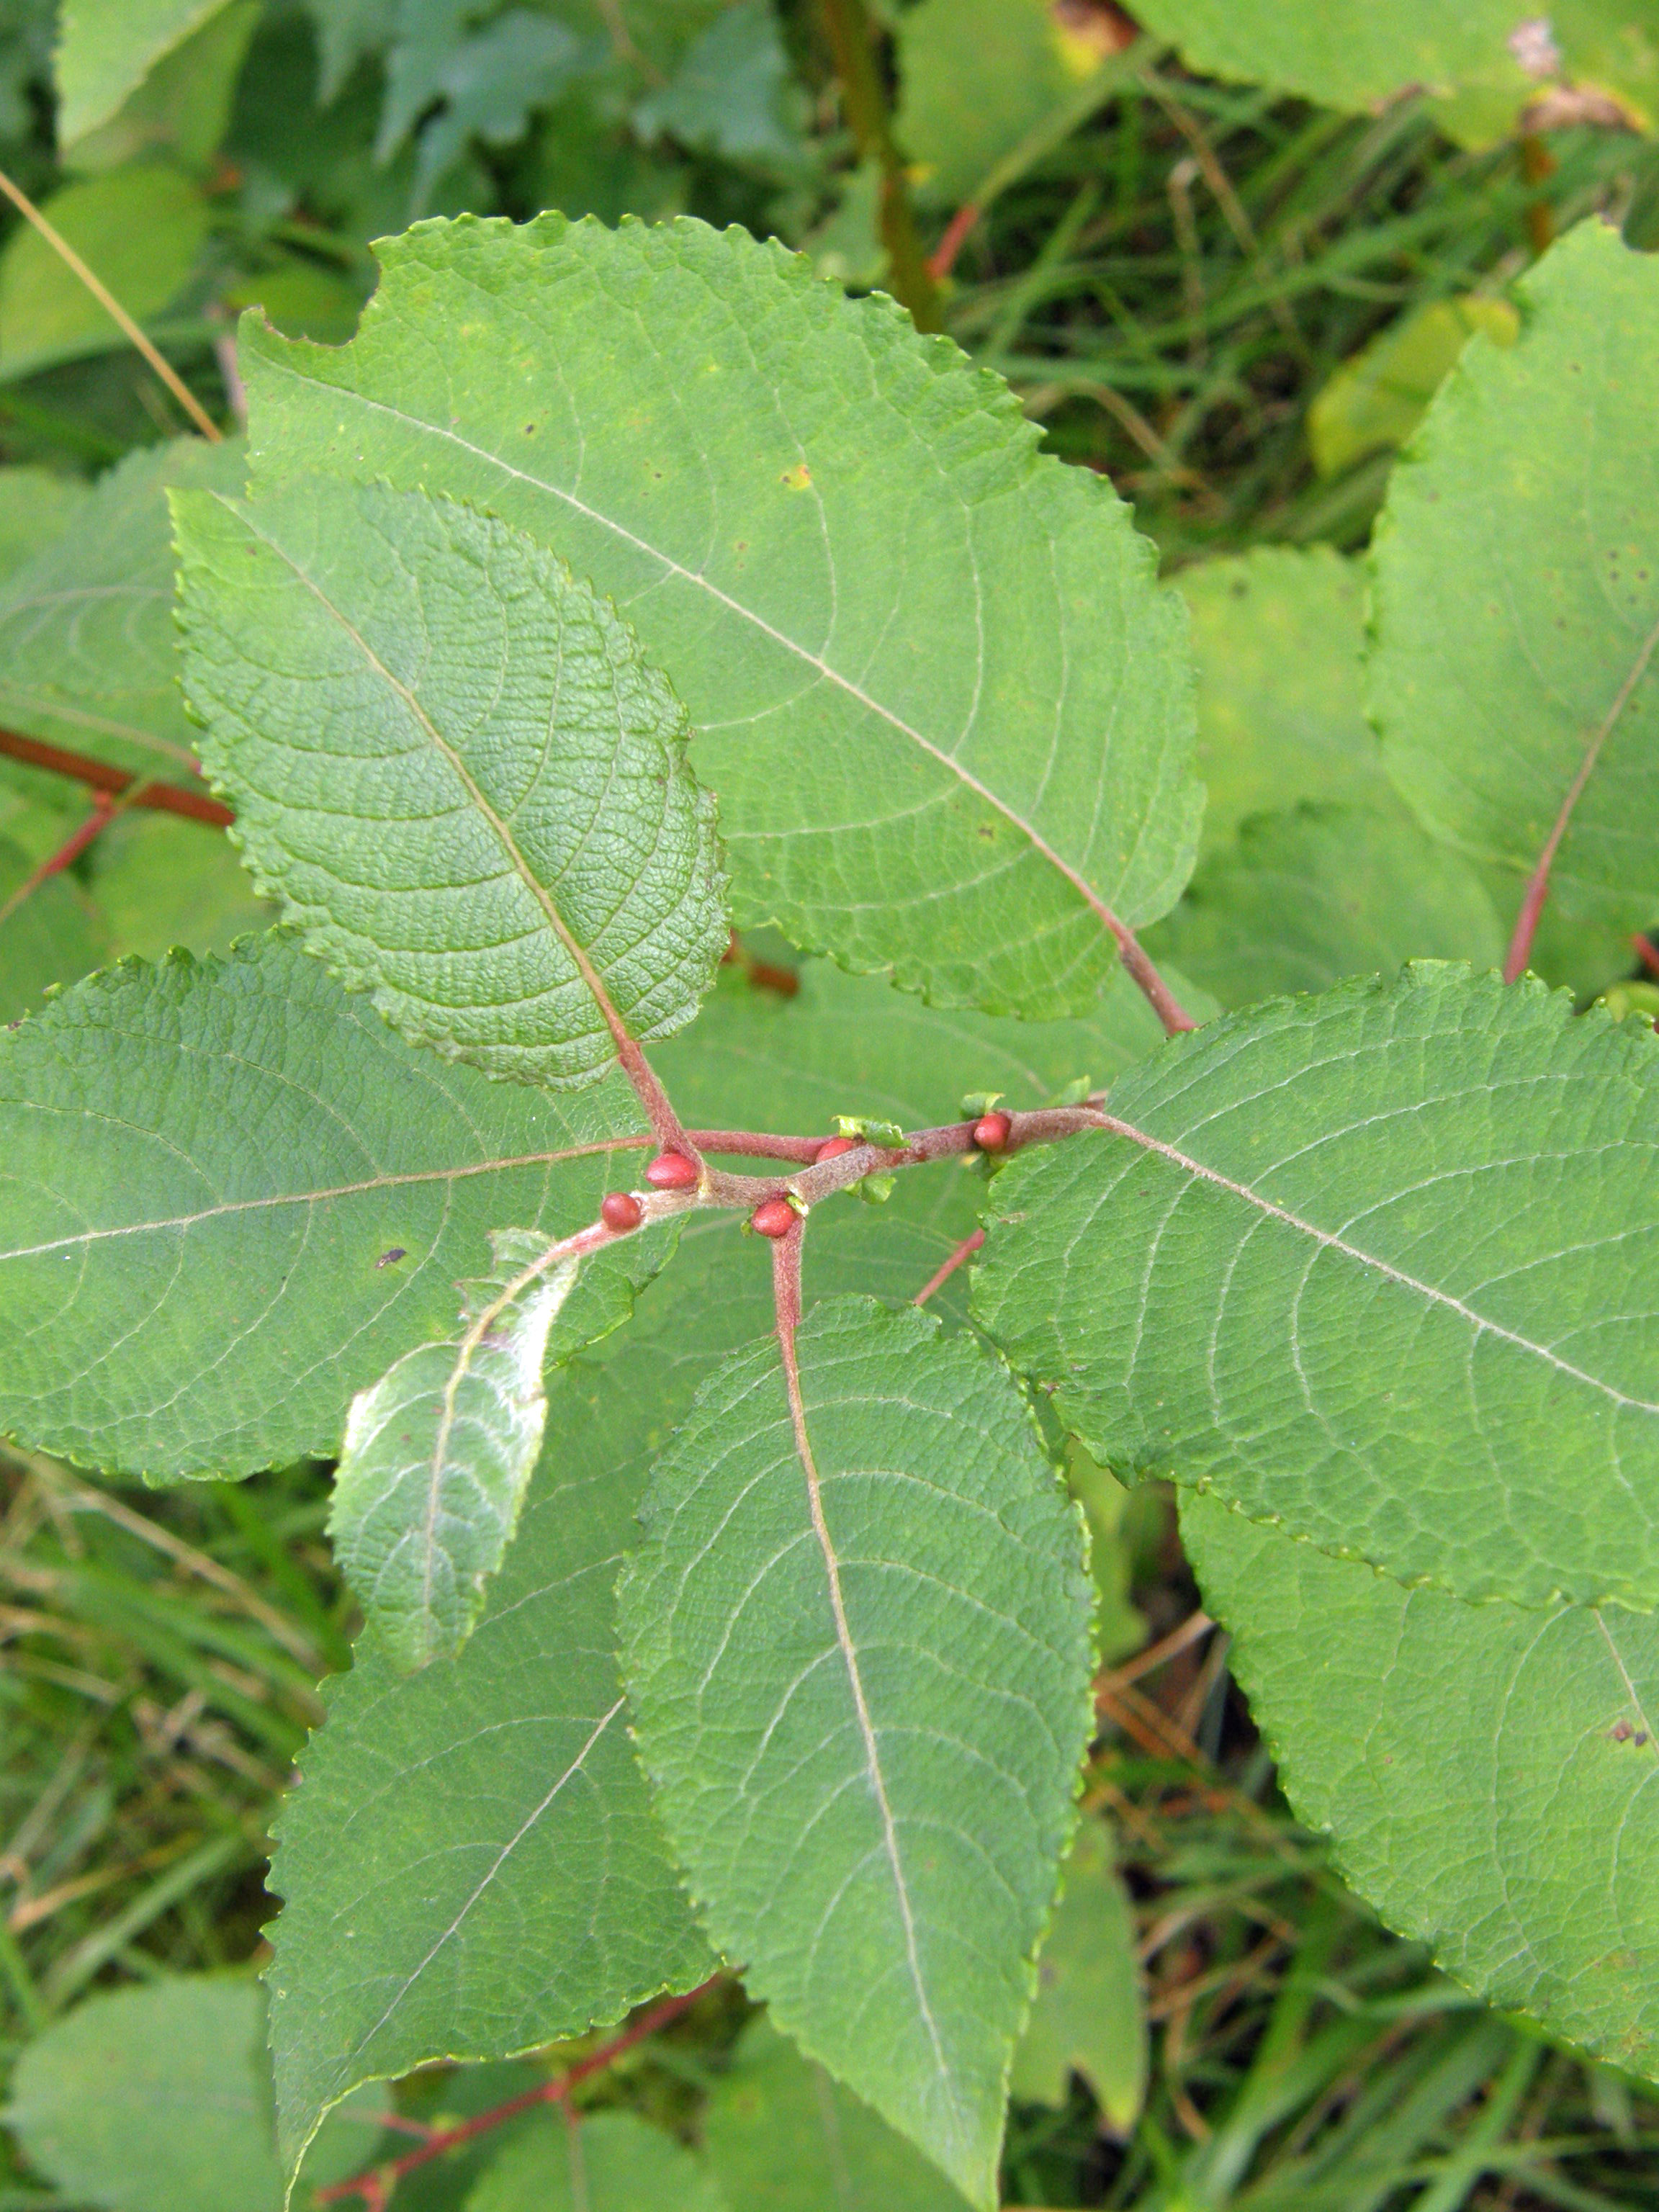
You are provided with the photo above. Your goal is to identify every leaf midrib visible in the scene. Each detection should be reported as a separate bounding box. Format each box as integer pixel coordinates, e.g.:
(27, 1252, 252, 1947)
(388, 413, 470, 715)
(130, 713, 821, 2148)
(0, 1140, 634, 1263)
(1095, 1111, 1659, 1415)
(775, 1326, 967, 2165)
(256, 358, 1136, 948)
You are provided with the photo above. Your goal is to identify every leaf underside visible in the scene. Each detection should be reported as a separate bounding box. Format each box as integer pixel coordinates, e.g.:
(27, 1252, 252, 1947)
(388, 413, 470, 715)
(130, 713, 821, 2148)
(0, 932, 664, 1480)
(975, 964, 1659, 1611)
(328, 1230, 580, 1671)
(1182, 1489, 1659, 2083)
(174, 476, 728, 1088)
(619, 1295, 1094, 2208)
(238, 212, 1200, 1018)
(1372, 222, 1659, 934)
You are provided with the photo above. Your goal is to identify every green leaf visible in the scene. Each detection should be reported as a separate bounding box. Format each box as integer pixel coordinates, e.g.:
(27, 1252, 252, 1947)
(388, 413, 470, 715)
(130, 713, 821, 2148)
(1308, 295, 1517, 479)
(0, 164, 210, 379)
(897, 0, 1108, 206)
(1182, 1487, 1659, 2083)
(1173, 546, 1389, 858)
(1372, 222, 1659, 946)
(1172, 543, 1625, 997)
(1063, 1443, 1146, 1665)
(238, 213, 1200, 1019)
(1010, 1813, 1146, 2131)
(389, 12, 593, 217)
(330, 1229, 585, 1671)
(1130, 3, 1659, 146)
(634, 0, 803, 166)
(0, 463, 91, 580)
(174, 476, 728, 1088)
(222, 254, 366, 345)
(0, 930, 665, 1479)
(1148, 802, 1503, 1009)
(0, 763, 81, 865)
(3, 1975, 384, 2212)
(305, 0, 395, 104)
(54, 0, 233, 145)
(66, 0, 260, 174)
(0, 830, 109, 1022)
(84, 811, 273, 961)
(268, 1354, 714, 2177)
(619, 1296, 1094, 2208)
(974, 964, 1659, 1611)
(466, 2110, 724, 2212)
(703, 2013, 974, 2211)
(0, 436, 242, 783)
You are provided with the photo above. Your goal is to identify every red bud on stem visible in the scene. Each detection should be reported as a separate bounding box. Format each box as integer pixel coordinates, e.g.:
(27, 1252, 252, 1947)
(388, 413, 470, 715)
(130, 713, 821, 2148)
(644, 1151, 698, 1190)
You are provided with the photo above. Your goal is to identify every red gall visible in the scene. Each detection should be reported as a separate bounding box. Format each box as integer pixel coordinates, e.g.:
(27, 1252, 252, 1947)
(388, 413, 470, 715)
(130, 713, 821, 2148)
(644, 1151, 698, 1190)
(974, 1111, 1013, 1152)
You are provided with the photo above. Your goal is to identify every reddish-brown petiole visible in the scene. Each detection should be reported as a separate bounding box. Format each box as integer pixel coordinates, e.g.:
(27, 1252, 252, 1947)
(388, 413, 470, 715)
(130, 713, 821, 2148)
(912, 1227, 986, 1307)
(315, 1978, 722, 2207)
(0, 792, 120, 932)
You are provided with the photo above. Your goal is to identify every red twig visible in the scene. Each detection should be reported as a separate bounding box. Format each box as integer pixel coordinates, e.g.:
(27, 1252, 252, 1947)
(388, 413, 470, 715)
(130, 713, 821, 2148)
(0, 726, 233, 827)
(315, 1979, 721, 2207)
(688, 1129, 826, 1162)
(927, 200, 981, 280)
(0, 792, 117, 930)
(912, 1226, 984, 1305)
(1503, 609, 1659, 982)
(1633, 932, 1659, 979)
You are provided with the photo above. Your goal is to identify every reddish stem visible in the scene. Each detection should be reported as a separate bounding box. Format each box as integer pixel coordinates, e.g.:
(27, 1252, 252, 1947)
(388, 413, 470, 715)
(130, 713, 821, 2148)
(0, 726, 233, 827)
(688, 1129, 826, 1163)
(1118, 929, 1195, 1034)
(0, 793, 117, 930)
(316, 1979, 721, 2206)
(1503, 610, 1659, 983)
(912, 1226, 985, 1306)
(927, 200, 982, 281)
(1633, 932, 1659, 980)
